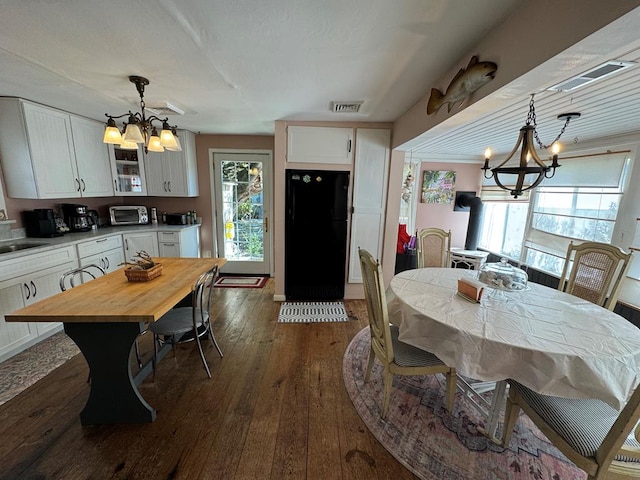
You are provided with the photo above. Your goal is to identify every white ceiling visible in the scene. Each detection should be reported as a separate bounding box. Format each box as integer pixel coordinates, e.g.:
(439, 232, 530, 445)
(0, 1, 639, 159)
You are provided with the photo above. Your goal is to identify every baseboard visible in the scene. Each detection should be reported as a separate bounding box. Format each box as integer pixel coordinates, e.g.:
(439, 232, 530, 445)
(273, 294, 286, 302)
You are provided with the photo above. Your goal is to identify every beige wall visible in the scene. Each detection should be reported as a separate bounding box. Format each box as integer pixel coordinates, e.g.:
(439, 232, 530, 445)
(414, 162, 483, 249)
(392, 0, 640, 151)
(194, 134, 274, 256)
(273, 120, 395, 300)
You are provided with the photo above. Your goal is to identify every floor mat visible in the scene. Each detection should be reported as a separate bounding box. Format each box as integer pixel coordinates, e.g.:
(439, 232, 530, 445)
(278, 301, 350, 323)
(214, 276, 268, 288)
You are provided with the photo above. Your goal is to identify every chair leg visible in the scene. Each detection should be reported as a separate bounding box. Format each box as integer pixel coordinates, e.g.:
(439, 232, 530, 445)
(194, 329, 212, 378)
(206, 323, 223, 358)
(381, 370, 393, 419)
(501, 391, 521, 447)
(364, 346, 375, 382)
(444, 370, 457, 413)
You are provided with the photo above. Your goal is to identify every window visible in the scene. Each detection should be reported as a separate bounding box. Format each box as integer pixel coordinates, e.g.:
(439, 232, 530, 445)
(479, 202, 528, 260)
(479, 149, 631, 276)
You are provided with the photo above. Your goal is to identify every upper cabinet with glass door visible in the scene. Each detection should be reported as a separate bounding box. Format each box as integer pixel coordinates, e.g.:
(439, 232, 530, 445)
(108, 143, 147, 196)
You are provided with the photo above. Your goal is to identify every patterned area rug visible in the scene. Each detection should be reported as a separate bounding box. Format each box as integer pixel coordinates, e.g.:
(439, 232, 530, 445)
(0, 332, 79, 406)
(214, 275, 268, 288)
(343, 327, 587, 480)
(278, 301, 350, 323)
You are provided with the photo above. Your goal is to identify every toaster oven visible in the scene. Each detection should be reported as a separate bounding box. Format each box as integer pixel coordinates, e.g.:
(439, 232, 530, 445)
(109, 206, 148, 225)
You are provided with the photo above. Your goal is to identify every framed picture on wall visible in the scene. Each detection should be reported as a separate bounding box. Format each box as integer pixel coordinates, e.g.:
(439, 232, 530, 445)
(421, 170, 456, 204)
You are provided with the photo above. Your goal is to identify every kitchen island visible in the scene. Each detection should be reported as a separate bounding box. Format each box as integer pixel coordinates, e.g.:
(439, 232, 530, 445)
(5, 257, 226, 425)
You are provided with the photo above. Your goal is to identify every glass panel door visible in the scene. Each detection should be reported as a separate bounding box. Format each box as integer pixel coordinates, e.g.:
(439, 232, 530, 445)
(111, 144, 146, 195)
(213, 152, 271, 274)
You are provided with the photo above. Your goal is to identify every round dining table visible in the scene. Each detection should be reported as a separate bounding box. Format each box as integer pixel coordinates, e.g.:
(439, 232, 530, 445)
(386, 267, 640, 438)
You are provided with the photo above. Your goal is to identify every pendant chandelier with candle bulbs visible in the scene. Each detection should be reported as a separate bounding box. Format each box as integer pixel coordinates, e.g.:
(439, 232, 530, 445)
(481, 94, 580, 198)
(102, 76, 182, 153)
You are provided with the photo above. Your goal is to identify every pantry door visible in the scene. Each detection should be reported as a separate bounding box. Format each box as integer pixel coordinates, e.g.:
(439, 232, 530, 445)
(211, 151, 272, 275)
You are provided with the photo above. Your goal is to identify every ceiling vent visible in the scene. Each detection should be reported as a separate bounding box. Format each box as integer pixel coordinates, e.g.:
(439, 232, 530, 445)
(145, 102, 185, 116)
(331, 101, 363, 113)
(547, 60, 635, 92)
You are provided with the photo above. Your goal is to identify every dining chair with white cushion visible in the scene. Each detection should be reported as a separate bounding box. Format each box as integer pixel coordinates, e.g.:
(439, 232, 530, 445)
(502, 379, 640, 479)
(149, 263, 223, 379)
(358, 247, 457, 419)
(416, 228, 451, 268)
(558, 241, 632, 310)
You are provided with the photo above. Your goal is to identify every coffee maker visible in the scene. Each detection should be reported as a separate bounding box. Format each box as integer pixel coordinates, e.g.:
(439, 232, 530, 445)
(61, 203, 93, 232)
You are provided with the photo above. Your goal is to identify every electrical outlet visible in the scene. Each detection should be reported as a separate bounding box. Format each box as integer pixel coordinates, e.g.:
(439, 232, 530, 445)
(203, 250, 212, 258)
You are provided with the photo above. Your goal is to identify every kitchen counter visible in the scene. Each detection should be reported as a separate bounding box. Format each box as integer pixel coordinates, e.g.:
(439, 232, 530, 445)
(0, 224, 200, 261)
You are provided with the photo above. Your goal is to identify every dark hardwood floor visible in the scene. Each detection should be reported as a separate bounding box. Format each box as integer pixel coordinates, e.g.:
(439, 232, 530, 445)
(0, 279, 417, 479)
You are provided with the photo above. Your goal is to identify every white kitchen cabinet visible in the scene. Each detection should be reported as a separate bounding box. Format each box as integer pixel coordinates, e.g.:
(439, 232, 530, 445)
(0, 245, 78, 362)
(347, 128, 391, 283)
(123, 231, 159, 259)
(158, 226, 200, 257)
(286, 126, 353, 164)
(109, 144, 148, 196)
(145, 130, 198, 197)
(0, 98, 113, 199)
(69, 116, 114, 197)
(0, 284, 36, 362)
(77, 235, 125, 275)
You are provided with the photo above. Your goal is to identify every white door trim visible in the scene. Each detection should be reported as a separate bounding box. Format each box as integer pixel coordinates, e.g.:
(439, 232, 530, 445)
(209, 148, 274, 275)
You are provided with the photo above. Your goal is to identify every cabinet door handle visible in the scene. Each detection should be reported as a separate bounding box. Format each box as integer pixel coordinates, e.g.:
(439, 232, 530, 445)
(348, 139, 352, 153)
(114, 179, 118, 191)
(264, 217, 269, 233)
(30, 280, 37, 298)
(163, 181, 167, 192)
(105, 257, 110, 269)
(23, 283, 30, 300)
(125, 239, 129, 250)
(96, 238, 108, 243)
(81, 179, 86, 192)
(75, 178, 81, 191)
(164, 243, 176, 246)
(167, 181, 171, 192)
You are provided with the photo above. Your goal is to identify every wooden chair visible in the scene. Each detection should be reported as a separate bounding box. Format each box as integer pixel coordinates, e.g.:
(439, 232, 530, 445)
(358, 247, 457, 419)
(558, 241, 632, 310)
(416, 228, 451, 268)
(149, 264, 223, 379)
(502, 379, 640, 479)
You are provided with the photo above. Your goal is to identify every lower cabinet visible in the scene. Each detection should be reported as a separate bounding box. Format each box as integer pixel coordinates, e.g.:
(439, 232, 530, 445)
(77, 235, 124, 274)
(0, 246, 78, 362)
(157, 227, 200, 257)
(123, 231, 159, 258)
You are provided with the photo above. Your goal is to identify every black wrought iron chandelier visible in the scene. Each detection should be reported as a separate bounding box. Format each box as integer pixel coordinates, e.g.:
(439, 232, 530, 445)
(102, 75, 181, 153)
(481, 94, 580, 198)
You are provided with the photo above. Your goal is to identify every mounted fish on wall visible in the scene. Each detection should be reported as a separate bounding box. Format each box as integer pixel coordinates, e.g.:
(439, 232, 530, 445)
(427, 56, 497, 115)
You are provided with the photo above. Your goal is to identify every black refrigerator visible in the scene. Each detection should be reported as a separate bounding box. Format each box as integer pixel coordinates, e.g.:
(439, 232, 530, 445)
(285, 169, 350, 300)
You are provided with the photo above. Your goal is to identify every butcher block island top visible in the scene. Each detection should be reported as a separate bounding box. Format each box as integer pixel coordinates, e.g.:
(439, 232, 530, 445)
(6, 257, 227, 324)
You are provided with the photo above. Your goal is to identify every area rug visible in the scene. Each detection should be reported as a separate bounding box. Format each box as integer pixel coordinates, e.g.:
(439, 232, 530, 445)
(343, 327, 587, 480)
(0, 331, 79, 406)
(214, 275, 268, 288)
(278, 301, 350, 323)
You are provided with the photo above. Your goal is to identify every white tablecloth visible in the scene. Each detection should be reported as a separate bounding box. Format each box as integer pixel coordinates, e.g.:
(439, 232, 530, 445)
(387, 268, 640, 410)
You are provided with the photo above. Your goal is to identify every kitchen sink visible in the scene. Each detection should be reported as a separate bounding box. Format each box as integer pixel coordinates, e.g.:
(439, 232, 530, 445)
(0, 242, 49, 254)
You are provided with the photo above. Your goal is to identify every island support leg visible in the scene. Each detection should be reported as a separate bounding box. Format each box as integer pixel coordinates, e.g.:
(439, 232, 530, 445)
(64, 322, 155, 425)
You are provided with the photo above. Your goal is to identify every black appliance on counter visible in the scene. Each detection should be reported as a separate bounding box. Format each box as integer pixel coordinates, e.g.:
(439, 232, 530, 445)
(23, 209, 63, 237)
(285, 169, 349, 300)
(61, 203, 93, 232)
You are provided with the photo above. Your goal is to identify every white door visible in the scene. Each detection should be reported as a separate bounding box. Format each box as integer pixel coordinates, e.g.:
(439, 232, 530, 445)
(212, 151, 272, 275)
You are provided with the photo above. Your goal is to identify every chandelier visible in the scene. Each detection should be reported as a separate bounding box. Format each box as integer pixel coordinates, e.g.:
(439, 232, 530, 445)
(481, 94, 580, 198)
(102, 75, 181, 153)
